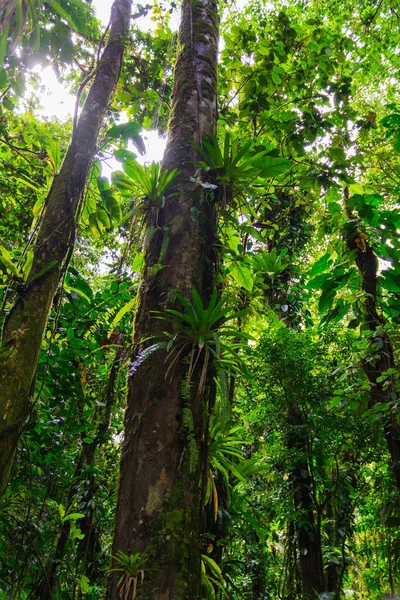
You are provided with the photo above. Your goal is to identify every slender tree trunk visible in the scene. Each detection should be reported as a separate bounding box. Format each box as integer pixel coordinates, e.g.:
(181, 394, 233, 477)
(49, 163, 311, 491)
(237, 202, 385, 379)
(345, 190, 400, 489)
(0, 0, 131, 498)
(108, 2, 219, 599)
(264, 264, 324, 597)
(286, 403, 324, 598)
(39, 347, 124, 600)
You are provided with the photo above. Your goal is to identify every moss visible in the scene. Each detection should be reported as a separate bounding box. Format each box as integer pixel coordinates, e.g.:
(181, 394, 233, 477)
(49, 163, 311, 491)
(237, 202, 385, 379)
(164, 508, 185, 532)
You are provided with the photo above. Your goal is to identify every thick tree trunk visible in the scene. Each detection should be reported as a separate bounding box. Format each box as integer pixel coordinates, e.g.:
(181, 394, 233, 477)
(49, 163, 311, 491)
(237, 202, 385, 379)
(0, 0, 131, 498)
(108, 2, 219, 599)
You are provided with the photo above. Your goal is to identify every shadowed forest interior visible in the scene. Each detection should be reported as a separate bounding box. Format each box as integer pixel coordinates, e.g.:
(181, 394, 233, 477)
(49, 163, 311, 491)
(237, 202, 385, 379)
(1, 0, 400, 598)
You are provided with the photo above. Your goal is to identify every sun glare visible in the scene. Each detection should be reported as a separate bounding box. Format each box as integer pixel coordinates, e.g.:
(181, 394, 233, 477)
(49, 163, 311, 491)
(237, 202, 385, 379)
(26, 0, 175, 170)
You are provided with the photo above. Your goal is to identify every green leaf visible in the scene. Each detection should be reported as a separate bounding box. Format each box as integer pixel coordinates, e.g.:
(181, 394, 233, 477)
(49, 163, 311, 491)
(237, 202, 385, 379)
(103, 193, 122, 224)
(15, 175, 41, 192)
(131, 134, 146, 155)
(65, 272, 93, 301)
(271, 67, 282, 85)
(309, 253, 332, 278)
(32, 196, 45, 217)
(114, 149, 137, 162)
(47, 137, 61, 171)
(252, 155, 292, 178)
(64, 284, 91, 302)
(229, 262, 253, 292)
(0, 246, 21, 277)
(0, 26, 9, 71)
(307, 272, 331, 290)
(62, 512, 85, 522)
(23, 251, 34, 282)
(48, 0, 79, 31)
(107, 122, 141, 140)
(97, 176, 110, 192)
(96, 208, 111, 229)
(318, 290, 335, 314)
(381, 271, 400, 293)
(202, 555, 223, 580)
(132, 252, 145, 272)
(108, 297, 136, 336)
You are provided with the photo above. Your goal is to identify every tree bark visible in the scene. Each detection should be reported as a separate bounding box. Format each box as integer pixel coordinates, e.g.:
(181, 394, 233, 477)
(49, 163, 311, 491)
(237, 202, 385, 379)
(108, 1, 219, 599)
(286, 403, 324, 598)
(345, 192, 400, 489)
(0, 0, 131, 498)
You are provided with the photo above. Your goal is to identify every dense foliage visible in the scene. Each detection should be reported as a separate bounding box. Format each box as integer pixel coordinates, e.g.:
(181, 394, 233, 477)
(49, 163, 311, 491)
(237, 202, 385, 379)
(1, 0, 400, 598)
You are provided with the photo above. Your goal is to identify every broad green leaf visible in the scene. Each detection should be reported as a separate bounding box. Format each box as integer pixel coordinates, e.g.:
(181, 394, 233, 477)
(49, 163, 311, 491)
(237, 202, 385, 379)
(62, 512, 85, 522)
(381, 271, 400, 293)
(65, 271, 93, 301)
(252, 155, 292, 178)
(132, 252, 145, 272)
(107, 122, 141, 140)
(229, 262, 253, 292)
(309, 252, 332, 278)
(64, 284, 91, 302)
(318, 290, 335, 314)
(104, 193, 122, 224)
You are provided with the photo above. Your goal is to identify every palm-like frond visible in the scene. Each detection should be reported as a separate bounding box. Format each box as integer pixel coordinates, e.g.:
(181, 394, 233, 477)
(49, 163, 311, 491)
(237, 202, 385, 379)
(121, 161, 179, 206)
(193, 133, 268, 189)
(153, 289, 251, 393)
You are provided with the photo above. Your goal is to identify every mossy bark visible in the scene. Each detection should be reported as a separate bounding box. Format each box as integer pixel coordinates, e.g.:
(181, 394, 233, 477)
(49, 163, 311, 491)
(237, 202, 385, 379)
(108, 2, 219, 599)
(0, 0, 131, 498)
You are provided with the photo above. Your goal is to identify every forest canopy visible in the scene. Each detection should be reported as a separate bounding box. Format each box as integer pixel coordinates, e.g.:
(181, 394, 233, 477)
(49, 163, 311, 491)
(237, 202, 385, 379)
(0, 0, 400, 598)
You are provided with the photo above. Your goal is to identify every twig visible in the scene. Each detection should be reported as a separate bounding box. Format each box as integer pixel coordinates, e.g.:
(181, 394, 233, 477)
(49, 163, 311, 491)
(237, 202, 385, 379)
(0, 136, 43, 157)
(72, 67, 98, 134)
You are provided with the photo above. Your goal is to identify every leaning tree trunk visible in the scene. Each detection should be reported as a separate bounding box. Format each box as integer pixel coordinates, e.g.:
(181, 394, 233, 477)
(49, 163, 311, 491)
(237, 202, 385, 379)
(0, 0, 131, 498)
(108, 2, 219, 599)
(345, 190, 400, 489)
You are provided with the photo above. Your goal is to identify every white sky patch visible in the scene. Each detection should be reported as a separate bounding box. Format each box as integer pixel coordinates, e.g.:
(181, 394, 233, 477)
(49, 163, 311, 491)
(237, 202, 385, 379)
(94, 0, 180, 32)
(93, 0, 113, 26)
(31, 65, 75, 121)
(101, 130, 168, 181)
(26, 0, 178, 164)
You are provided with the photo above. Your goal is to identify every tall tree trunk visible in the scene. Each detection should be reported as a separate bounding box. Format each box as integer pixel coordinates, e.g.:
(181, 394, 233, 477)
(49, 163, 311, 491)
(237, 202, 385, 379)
(263, 257, 324, 596)
(286, 403, 324, 598)
(345, 190, 400, 489)
(0, 0, 131, 498)
(108, 1, 219, 599)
